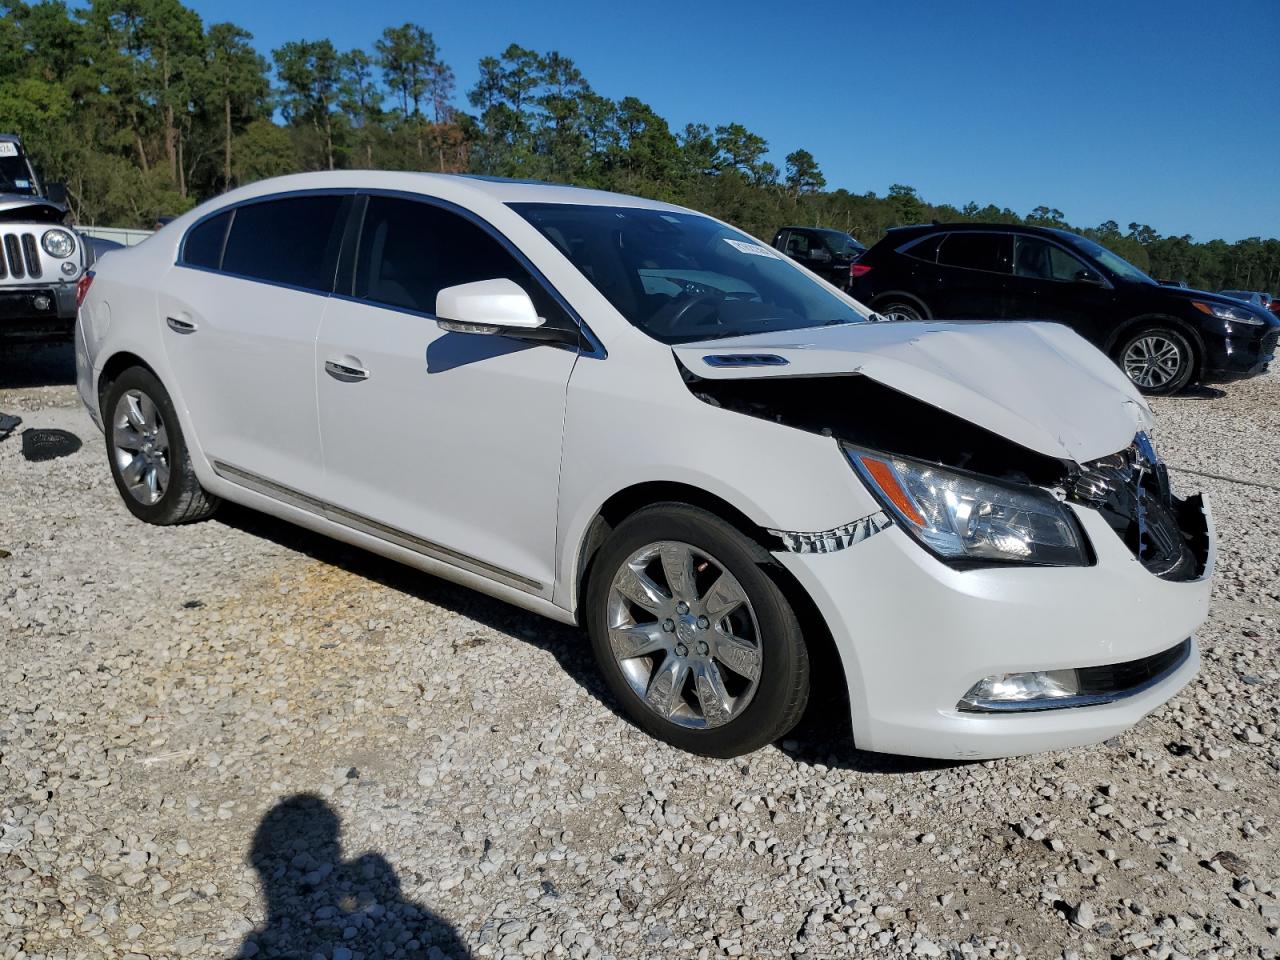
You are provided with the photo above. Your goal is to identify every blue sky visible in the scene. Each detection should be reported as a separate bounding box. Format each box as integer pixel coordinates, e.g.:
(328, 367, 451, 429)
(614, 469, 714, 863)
(187, 0, 1279, 242)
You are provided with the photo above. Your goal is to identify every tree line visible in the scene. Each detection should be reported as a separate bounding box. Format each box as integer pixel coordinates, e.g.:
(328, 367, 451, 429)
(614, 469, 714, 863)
(1, 0, 1276, 293)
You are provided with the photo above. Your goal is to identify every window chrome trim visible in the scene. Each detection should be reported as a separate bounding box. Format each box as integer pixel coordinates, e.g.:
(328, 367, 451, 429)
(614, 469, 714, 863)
(211, 460, 543, 593)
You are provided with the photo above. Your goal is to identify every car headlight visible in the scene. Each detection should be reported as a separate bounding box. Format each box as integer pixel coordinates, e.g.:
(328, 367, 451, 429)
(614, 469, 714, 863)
(41, 229, 76, 259)
(1192, 300, 1265, 326)
(845, 445, 1088, 566)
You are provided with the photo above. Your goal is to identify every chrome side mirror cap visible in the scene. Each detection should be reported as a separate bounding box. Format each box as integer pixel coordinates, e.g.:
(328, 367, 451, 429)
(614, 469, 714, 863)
(435, 278, 546, 335)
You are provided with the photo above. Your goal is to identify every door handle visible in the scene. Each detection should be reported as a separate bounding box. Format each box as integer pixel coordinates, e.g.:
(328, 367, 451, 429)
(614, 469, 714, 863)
(166, 315, 197, 334)
(324, 359, 370, 382)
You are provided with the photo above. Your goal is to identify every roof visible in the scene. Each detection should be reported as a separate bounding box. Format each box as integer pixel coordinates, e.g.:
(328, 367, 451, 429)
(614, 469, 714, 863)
(0, 134, 22, 144)
(886, 221, 1084, 241)
(213, 169, 687, 212)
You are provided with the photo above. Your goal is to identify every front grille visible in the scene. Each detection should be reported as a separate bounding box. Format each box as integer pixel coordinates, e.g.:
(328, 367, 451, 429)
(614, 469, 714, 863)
(3, 234, 24, 279)
(20, 233, 40, 278)
(1068, 435, 1206, 581)
(1076, 638, 1191, 696)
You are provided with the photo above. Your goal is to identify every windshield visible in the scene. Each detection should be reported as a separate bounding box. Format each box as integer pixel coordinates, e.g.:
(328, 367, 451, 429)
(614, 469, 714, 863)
(0, 154, 37, 196)
(511, 203, 869, 344)
(819, 230, 865, 257)
(1065, 235, 1153, 284)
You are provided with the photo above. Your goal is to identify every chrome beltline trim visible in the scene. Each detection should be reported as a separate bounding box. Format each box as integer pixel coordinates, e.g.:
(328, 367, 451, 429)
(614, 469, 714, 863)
(211, 460, 543, 593)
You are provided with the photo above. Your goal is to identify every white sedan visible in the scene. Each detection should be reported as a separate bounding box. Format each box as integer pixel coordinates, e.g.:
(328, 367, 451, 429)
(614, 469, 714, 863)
(75, 172, 1214, 759)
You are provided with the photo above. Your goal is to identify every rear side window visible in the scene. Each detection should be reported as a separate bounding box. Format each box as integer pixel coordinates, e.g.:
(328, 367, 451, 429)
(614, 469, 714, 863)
(181, 211, 230, 269)
(1013, 235, 1087, 281)
(351, 196, 566, 323)
(221, 195, 347, 292)
(938, 233, 1012, 274)
(899, 232, 945, 263)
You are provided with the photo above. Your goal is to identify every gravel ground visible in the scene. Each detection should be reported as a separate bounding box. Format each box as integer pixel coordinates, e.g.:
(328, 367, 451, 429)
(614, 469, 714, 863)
(1, 342, 1278, 960)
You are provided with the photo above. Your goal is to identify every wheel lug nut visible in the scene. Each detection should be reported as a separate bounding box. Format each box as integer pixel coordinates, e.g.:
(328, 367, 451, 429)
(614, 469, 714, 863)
(662, 619, 675, 633)
(675, 643, 688, 657)
(696, 640, 709, 655)
(675, 601, 689, 615)
(696, 615, 709, 629)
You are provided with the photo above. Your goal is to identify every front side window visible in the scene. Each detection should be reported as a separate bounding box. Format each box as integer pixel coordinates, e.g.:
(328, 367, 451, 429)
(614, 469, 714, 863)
(350, 196, 566, 324)
(783, 231, 811, 257)
(937, 233, 1013, 274)
(1014, 235, 1087, 282)
(818, 230, 865, 257)
(220, 194, 347, 292)
(512, 203, 868, 344)
(1064, 235, 1152, 284)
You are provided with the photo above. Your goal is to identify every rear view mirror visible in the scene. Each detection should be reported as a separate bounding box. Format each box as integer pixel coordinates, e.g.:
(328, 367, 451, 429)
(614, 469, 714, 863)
(435, 278, 545, 335)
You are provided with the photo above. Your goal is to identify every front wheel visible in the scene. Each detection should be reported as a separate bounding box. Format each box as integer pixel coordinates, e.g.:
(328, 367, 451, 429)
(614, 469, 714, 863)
(585, 504, 810, 757)
(1116, 326, 1195, 395)
(873, 298, 926, 322)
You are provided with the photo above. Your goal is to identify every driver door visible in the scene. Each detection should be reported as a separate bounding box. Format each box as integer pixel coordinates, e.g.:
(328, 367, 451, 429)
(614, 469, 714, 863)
(315, 195, 580, 596)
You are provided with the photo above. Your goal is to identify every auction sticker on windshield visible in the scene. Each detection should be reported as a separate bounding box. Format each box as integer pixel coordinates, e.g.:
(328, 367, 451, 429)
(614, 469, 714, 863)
(0, 143, 18, 157)
(724, 238, 778, 258)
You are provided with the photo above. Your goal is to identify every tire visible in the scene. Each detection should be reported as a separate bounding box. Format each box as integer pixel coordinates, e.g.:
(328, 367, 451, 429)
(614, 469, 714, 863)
(585, 503, 809, 757)
(1114, 325, 1195, 395)
(873, 297, 926, 322)
(103, 366, 219, 525)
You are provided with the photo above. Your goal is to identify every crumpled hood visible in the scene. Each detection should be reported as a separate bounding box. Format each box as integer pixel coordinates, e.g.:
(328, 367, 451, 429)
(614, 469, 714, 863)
(672, 320, 1153, 464)
(0, 195, 68, 222)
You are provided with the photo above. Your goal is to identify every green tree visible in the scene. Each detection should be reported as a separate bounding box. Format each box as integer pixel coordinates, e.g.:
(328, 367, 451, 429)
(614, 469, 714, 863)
(205, 21, 267, 189)
(784, 148, 825, 196)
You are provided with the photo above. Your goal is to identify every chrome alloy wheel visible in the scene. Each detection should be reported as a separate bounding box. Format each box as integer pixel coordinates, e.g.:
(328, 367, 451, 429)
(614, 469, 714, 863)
(111, 388, 170, 505)
(1123, 335, 1184, 389)
(606, 540, 762, 729)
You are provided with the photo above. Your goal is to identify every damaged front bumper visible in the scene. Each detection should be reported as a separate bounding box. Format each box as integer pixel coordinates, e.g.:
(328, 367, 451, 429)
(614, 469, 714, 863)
(775, 492, 1214, 761)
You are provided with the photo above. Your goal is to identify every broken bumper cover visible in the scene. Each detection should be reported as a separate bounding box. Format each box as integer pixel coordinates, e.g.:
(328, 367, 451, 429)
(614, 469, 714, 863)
(776, 498, 1213, 760)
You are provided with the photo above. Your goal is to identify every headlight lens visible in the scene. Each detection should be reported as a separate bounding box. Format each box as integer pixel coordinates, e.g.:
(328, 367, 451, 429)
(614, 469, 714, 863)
(845, 445, 1087, 566)
(41, 229, 76, 259)
(1192, 300, 1264, 326)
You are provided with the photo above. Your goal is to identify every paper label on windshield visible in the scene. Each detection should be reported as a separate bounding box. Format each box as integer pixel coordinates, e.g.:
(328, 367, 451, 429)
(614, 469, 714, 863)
(0, 142, 18, 157)
(724, 238, 777, 258)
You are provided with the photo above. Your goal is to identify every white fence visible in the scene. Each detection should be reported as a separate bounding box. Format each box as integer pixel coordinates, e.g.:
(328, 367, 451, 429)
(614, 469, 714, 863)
(78, 225, 155, 247)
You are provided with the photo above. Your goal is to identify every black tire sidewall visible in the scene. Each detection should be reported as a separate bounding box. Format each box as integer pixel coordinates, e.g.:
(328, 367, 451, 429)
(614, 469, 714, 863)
(1117, 325, 1194, 395)
(876, 299, 925, 322)
(585, 504, 809, 758)
(103, 367, 200, 523)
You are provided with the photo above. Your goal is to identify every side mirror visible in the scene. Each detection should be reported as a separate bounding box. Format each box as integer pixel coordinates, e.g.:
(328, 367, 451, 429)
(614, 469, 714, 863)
(809, 248, 832, 263)
(44, 181, 68, 205)
(1074, 268, 1104, 285)
(435, 278, 546, 336)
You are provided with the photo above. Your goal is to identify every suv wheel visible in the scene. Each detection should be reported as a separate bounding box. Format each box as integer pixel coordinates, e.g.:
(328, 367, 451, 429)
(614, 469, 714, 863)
(1116, 326, 1194, 395)
(873, 298, 926, 322)
(104, 367, 219, 524)
(586, 504, 809, 757)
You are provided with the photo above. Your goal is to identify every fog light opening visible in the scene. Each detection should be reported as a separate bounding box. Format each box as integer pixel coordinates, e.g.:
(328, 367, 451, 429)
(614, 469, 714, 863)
(960, 669, 1080, 711)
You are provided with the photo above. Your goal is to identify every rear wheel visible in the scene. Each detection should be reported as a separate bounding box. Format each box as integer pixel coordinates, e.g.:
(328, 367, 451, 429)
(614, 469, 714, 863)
(104, 367, 219, 524)
(1115, 326, 1195, 395)
(586, 504, 809, 757)
(873, 298, 926, 322)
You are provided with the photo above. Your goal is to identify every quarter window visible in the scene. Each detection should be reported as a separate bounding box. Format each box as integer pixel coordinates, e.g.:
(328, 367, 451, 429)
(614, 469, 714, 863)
(181, 211, 231, 269)
(1014, 235, 1087, 282)
(220, 195, 347, 292)
(351, 196, 566, 323)
(938, 233, 1012, 274)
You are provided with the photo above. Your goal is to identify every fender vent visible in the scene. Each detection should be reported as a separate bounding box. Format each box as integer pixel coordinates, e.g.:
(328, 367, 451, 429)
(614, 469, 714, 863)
(702, 354, 789, 368)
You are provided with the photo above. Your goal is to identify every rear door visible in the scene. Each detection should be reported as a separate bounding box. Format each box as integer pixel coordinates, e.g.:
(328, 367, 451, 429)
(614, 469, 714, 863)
(932, 232, 1012, 319)
(158, 192, 350, 496)
(314, 194, 580, 596)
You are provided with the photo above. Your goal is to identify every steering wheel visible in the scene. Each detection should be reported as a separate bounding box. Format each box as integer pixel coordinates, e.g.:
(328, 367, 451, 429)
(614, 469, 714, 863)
(652, 285, 758, 338)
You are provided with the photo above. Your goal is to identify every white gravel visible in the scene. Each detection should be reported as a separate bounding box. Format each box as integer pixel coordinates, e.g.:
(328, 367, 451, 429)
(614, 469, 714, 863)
(1, 344, 1278, 960)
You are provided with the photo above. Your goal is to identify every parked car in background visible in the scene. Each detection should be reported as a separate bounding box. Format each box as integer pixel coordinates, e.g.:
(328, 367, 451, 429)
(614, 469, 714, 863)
(771, 225, 866, 290)
(1220, 289, 1279, 316)
(0, 133, 92, 342)
(849, 223, 1280, 394)
(77, 172, 1213, 761)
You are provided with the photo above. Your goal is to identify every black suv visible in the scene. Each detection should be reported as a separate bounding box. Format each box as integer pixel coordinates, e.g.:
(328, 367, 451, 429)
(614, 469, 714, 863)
(849, 223, 1280, 394)
(771, 226, 866, 290)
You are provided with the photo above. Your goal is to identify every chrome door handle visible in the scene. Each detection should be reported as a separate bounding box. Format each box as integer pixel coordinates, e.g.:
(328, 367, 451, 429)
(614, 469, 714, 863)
(324, 359, 370, 382)
(166, 315, 197, 334)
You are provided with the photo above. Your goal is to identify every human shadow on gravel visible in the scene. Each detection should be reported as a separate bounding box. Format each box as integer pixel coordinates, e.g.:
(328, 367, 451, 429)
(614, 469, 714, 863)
(0, 341, 74, 389)
(215, 503, 943, 776)
(236, 793, 470, 959)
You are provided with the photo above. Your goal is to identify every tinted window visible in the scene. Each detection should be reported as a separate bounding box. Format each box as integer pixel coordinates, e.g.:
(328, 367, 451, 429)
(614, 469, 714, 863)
(221, 195, 347, 292)
(783, 231, 811, 257)
(352, 196, 566, 323)
(1014, 235, 1086, 281)
(181, 211, 230, 269)
(938, 233, 1012, 273)
(513, 203, 867, 344)
(900, 232, 945, 263)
